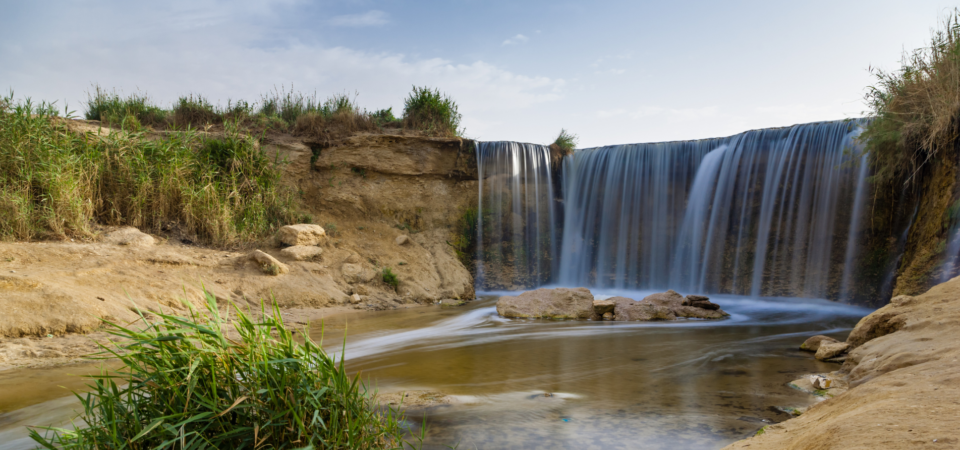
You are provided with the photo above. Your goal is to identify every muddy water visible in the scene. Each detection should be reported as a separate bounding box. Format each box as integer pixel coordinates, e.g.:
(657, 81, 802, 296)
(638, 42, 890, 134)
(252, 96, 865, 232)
(317, 292, 872, 449)
(0, 292, 871, 450)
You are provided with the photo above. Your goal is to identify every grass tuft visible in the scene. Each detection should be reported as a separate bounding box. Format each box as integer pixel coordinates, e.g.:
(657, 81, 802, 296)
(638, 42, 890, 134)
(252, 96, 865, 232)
(29, 292, 417, 449)
(402, 86, 463, 137)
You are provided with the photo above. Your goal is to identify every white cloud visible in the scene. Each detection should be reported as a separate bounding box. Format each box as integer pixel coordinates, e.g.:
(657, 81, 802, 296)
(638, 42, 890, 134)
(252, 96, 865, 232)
(328, 10, 389, 27)
(501, 34, 530, 46)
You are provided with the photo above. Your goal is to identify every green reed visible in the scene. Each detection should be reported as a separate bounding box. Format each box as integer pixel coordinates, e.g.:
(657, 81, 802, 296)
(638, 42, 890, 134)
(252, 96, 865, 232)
(29, 292, 419, 449)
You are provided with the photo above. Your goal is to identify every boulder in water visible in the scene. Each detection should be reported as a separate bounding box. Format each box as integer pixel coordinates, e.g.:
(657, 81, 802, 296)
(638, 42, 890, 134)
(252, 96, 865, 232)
(496, 287, 595, 320)
(816, 341, 851, 361)
(800, 335, 840, 352)
(613, 290, 729, 321)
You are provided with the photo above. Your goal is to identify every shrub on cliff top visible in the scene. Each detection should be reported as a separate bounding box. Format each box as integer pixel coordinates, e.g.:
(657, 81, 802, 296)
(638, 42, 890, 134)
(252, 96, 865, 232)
(402, 86, 463, 137)
(551, 129, 578, 155)
(29, 293, 415, 449)
(861, 10, 960, 188)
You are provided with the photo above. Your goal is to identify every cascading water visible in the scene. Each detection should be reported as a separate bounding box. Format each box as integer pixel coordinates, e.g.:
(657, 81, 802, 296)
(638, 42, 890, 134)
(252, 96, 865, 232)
(474, 120, 872, 299)
(475, 141, 560, 289)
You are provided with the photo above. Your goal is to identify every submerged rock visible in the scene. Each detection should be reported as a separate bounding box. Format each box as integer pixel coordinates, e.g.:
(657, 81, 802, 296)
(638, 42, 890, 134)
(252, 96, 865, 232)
(614, 290, 729, 321)
(277, 224, 326, 246)
(496, 287, 594, 319)
(800, 335, 840, 352)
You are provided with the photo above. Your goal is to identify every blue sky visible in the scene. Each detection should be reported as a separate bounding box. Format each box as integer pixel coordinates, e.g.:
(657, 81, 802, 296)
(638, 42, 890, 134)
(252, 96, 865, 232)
(0, 0, 953, 146)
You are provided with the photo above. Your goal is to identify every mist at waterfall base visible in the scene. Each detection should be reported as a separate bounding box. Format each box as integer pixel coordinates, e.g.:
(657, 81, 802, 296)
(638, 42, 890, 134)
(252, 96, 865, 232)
(475, 119, 877, 303)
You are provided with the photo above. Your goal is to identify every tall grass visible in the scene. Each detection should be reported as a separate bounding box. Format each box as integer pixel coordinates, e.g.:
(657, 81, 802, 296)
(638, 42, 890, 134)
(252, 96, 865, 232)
(861, 11, 960, 187)
(30, 293, 418, 449)
(402, 86, 463, 137)
(0, 94, 301, 245)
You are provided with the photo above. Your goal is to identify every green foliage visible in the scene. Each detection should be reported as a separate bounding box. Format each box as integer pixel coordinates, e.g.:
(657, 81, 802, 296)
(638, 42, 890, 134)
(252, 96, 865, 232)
(29, 293, 416, 449)
(171, 94, 221, 128)
(451, 207, 478, 264)
(382, 266, 400, 290)
(552, 129, 578, 155)
(372, 107, 400, 127)
(0, 95, 300, 244)
(402, 86, 463, 137)
(324, 222, 339, 237)
(861, 10, 960, 188)
(85, 85, 167, 128)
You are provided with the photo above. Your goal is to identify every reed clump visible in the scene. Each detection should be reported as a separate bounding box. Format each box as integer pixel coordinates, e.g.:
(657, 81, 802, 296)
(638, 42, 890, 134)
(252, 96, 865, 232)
(402, 86, 463, 137)
(0, 95, 301, 245)
(861, 11, 960, 188)
(29, 293, 415, 449)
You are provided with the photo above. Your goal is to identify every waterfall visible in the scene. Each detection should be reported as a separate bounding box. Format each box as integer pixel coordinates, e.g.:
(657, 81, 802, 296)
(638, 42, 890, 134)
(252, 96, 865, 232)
(475, 141, 560, 289)
(475, 119, 870, 299)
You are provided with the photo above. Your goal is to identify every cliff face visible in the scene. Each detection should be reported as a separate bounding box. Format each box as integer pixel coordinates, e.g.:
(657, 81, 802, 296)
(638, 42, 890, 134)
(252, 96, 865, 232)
(0, 128, 480, 342)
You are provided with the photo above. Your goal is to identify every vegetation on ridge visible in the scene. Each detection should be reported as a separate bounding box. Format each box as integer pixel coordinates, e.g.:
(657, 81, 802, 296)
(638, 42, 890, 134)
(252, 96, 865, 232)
(861, 11, 960, 188)
(0, 94, 301, 245)
(402, 86, 463, 137)
(29, 293, 417, 449)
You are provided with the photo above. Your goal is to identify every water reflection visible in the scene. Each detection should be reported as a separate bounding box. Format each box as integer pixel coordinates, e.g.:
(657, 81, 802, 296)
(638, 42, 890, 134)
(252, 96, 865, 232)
(317, 292, 871, 449)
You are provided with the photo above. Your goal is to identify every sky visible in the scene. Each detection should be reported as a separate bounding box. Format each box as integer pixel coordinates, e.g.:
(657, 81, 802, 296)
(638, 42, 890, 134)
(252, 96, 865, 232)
(0, 0, 954, 147)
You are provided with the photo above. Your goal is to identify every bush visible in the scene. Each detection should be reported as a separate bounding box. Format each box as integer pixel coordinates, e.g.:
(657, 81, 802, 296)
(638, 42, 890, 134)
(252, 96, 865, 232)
(382, 266, 399, 291)
(0, 95, 300, 244)
(551, 129, 578, 155)
(85, 85, 167, 128)
(861, 11, 960, 188)
(402, 86, 462, 137)
(171, 94, 222, 129)
(29, 293, 415, 449)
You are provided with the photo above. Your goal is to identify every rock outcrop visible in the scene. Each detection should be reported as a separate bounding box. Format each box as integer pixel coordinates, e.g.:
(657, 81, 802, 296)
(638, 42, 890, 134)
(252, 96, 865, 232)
(277, 224, 326, 246)
(496, 287, 595, 319)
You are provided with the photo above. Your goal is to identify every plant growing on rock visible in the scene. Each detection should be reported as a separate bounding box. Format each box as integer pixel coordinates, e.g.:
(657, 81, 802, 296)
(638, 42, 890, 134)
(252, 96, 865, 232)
(550, 129, 578, 155)
(382, 266, 400, 291)
(29, 293, 417, 449)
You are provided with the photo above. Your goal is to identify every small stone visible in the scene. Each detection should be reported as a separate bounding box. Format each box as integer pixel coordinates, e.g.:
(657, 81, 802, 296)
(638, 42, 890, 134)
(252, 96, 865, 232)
(248, 250, 289, 275)
(277, 224, 326, 246)
(800, 335, 840, 352)
(351, 293, 362, 304)
(815, 341, 850, 361)
(682, 294, 721, 310)
(812, 375, 833, 390)
(602, 312, 614, 320)
(280, 245, 323, 261)
(395, 235, 410, 246)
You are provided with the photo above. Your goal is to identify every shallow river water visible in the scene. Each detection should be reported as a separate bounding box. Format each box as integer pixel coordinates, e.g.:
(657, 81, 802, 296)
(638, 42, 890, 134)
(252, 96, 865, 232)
(0, 290, 872, 450)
